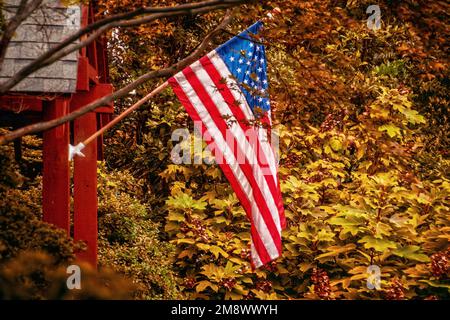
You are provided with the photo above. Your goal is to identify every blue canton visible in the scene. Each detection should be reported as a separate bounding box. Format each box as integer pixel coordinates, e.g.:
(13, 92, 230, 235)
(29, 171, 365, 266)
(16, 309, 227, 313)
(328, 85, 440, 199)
(216, 21, 270, 116)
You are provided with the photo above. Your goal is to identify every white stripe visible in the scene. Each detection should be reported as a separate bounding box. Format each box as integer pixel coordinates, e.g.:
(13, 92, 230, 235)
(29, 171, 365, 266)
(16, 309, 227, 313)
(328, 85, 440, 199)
(208, 51, 279, 189)
(190, 60, 281, 232)
(251, 242, 263, 268)
(210, 51, 279, 185)
(174, 72, 280, 260)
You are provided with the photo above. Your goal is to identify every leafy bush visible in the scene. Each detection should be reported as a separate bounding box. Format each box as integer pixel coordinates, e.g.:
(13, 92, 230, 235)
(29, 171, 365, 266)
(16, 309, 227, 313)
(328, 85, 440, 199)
(3, 0, 448, 301)
(0, 145, 137, 299)
(161, 84, 449, 301)
(275, 87, 449, 299)
(97, 164, 181, 299)
(0, 146, 74, 263)
(99, 0, 448, 300)
(0, 250, 135, 300)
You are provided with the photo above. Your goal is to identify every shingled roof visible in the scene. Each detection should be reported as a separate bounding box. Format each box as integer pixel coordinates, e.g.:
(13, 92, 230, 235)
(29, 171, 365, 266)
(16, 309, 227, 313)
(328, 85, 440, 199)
(0, 0, 80, 93)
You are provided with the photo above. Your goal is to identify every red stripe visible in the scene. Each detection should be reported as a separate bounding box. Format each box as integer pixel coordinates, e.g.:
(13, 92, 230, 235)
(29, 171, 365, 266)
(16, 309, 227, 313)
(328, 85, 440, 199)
(169, 77, 272, 265)
(181, 66, 282, 254)
(199, 55, 285, 226)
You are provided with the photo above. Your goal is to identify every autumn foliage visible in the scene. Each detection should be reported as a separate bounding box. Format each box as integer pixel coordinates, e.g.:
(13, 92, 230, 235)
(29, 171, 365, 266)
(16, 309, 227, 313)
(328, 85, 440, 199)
(0, 0, 449, 299)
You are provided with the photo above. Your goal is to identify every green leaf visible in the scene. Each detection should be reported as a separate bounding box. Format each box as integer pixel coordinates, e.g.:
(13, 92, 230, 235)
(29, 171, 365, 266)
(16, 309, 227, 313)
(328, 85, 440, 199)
(419, 280, 450, 291)
(392, 245, 430, 262)
(210, 246, 229, 259)
(196, 280, 218, 293)
(165, 221, 179, 231)
(212, 216, 229, 225)
(299, 262, 314, 272)
(226, 291, 243, 300)
(329, 216, 364, 236)
(177, 238, 196, 245)
(329, 137, 343, 152)
(196, 243, 211, 251)
(167, 211, 185, 222)
(178, 249, 195, 259)
(241, 277, 253, 284)
(378, 124, 401, 138)
(329, 217, 363, 226)
(358, 236, 397, 252)
(315, 244, 356, 260)
(201, 264, 224, 279)
(166, 193, 207, 210)
(401, 109, 426, 125)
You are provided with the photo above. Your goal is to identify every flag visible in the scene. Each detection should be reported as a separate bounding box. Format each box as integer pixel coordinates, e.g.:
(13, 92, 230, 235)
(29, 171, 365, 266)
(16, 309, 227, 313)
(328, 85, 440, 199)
(168, 21, 285, 268)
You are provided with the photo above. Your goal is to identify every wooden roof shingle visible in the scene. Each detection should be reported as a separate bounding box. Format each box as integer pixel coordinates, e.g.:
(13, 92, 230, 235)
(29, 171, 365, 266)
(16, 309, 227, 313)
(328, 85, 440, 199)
(0, 0, 81, 93)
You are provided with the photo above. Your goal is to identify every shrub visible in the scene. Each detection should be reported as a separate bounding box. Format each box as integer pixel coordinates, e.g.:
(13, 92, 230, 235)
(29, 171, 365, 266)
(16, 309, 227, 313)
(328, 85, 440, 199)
(0, 146, 74, 263)
(0, 250, 135, 300)
(97, 164, 181, 299)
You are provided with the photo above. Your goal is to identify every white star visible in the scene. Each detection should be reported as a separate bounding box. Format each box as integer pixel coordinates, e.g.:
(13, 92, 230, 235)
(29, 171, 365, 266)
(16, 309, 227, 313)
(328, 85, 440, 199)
(258, 97, 263, 102)
(230, 56, 235, 62)
(245, 70, 250, 75)
(249, 42, 254, 47)
(261, 88, 266, 93)
(260, 58, 264, 64)
(266, 100, 270, 105)
(248, 52, 253, 57)
(256, 76, 260, 81)
(238, 58, 244, 64)
(237, 68, 242, 73)
(257, 67, 263, 72)
(263, 79, 268, 84)
(246, 61, 251, 66)
(243, 79, 248, 84)
(256, 46, 261, 51)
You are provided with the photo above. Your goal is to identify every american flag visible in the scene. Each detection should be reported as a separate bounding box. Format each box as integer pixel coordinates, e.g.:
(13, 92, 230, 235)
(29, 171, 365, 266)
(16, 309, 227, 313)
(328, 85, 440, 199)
(169, 21, 285, 268)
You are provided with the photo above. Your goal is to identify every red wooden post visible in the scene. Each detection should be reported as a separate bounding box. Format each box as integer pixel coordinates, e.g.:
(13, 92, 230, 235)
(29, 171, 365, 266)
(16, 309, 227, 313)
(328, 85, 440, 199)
(73, 112, 98, 266)
(42, 98, 70, 234)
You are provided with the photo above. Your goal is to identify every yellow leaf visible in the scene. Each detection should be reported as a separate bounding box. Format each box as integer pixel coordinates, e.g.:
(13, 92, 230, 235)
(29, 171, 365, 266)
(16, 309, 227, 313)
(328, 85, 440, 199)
(378, 124, 401, 138)
(329, 137, 343, 152)
(315, 244, 356, 260)
(196, 280, 218, 293)
(358, 236, 397, 252)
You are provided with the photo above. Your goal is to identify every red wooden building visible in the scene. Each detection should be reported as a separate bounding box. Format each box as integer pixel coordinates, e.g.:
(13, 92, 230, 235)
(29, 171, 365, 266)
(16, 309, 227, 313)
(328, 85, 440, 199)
(0, 0, 113, 266)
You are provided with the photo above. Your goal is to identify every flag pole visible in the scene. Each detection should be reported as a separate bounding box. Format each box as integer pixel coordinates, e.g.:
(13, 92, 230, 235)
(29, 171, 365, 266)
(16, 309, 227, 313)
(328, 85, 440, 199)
(69, 81, 169, 160)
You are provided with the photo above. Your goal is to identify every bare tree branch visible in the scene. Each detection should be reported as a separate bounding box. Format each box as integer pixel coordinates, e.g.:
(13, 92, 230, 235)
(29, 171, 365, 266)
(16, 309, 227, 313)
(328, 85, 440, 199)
(0, 10, 234, 145)
(0, 0, 247, 94)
